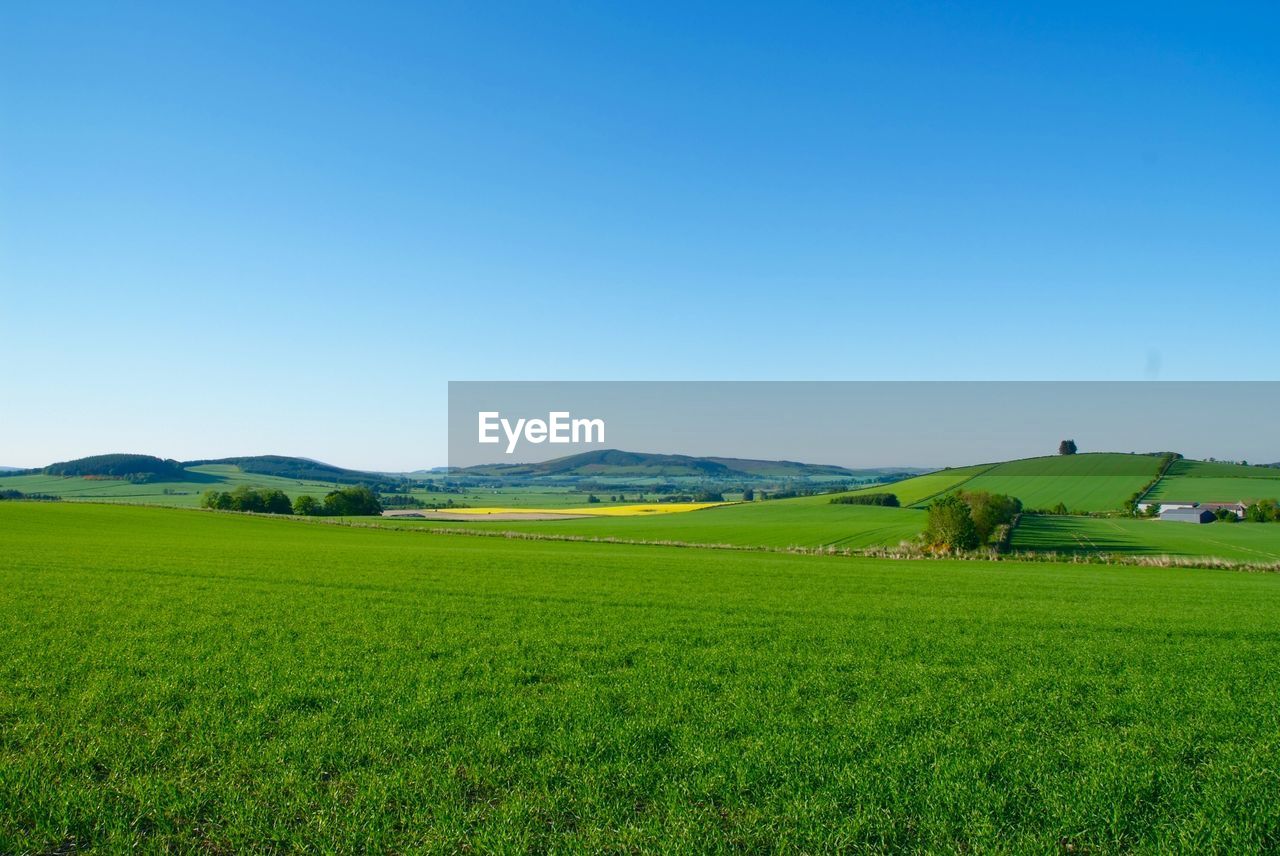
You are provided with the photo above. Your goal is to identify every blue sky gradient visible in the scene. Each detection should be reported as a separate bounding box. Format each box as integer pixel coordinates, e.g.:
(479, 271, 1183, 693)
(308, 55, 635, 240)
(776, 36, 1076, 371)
(2, 2, 1277, 469)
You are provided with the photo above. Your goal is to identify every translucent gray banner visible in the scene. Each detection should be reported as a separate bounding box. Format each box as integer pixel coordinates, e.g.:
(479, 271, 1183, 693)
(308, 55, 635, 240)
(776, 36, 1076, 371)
(447, 382, 1279, 470)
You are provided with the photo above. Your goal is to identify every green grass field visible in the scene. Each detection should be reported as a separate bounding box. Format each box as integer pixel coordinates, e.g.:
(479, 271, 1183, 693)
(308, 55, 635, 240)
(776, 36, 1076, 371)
(944, 454, 1164, 512)
(1146, 459, 1280, 504)
(387, 500, 927, 550)
(4, 503, 1280, 852)
(1011, 514, 1280, 564)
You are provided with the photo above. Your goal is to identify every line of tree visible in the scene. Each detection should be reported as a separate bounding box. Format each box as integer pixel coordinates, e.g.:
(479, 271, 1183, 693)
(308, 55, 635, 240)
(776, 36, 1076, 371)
(830, 492, 900, 507)
(201, 486, 294, 514)
(1123, 453, 1181, 515)
(379, 494, 470, 510)
(201, 485, 383, 517)
(653, 490, 725, 503)
(923, 490, 1023, 551)
(0, 489, 60, 501)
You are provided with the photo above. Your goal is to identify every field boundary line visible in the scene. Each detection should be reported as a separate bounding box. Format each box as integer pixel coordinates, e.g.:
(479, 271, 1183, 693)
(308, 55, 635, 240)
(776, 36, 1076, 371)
(1135, 454, 1181, 506)
(907, 464, 997, 508)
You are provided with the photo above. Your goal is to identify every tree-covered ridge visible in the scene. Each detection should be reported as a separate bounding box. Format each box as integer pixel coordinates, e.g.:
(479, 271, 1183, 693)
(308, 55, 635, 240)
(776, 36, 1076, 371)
(41, 454, 186, 481)
(185, 456, 399, 488)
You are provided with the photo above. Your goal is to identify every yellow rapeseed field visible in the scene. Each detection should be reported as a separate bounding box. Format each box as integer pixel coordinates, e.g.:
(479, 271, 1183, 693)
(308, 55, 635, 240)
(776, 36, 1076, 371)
(445, 503, 727, 517)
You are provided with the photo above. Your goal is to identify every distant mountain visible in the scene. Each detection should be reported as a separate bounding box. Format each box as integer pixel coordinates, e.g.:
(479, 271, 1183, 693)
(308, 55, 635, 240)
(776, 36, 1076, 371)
(8, 450, 924, 487)
(460, 449, 924, 482)
(184, 455, 397, 486)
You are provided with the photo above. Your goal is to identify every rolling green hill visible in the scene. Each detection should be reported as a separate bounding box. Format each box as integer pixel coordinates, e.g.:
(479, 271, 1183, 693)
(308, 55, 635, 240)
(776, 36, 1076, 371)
(184, 455, 397, 486)
(32, 453, 187, 481)
(0, 465, 353, 507)
(937, 453, 1165, 512)
(0, 454, 408, 506)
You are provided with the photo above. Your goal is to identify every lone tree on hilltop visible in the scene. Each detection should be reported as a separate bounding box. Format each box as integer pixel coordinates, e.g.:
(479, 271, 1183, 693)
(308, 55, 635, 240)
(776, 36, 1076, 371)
(1058, 439, 1078, 456)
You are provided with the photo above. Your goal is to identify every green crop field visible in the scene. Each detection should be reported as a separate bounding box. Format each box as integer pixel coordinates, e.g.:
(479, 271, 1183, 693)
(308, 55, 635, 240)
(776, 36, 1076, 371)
(388, 500, 927, 550)
(943, 454, 1164, 512)
(1145, 459, 1280, 504)
(837, 464, 992, 507)
(1011, 514, 1280, 564)
(4, 503, 1280, 853)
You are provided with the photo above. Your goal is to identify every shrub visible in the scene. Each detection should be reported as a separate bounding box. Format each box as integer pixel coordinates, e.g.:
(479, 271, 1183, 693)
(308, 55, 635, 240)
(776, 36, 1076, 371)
(923, 495, 980, 551)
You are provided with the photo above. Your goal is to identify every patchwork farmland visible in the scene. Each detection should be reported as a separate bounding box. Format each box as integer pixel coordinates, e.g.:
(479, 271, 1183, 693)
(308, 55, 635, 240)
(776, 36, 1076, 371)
(6, 451, 1280, 564)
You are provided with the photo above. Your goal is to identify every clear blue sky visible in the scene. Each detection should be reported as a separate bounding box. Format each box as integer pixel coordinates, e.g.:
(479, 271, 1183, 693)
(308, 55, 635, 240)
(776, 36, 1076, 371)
(2, 2, 1277, 469)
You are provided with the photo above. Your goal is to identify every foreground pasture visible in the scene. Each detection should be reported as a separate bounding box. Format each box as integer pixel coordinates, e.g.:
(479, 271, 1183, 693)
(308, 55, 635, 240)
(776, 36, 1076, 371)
(2, 503, 1279, 853)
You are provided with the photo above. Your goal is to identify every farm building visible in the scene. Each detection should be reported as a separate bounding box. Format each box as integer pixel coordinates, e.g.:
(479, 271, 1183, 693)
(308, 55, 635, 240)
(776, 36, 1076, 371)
(1160, 507, 1216, 524)
(1201, 502, 1248, 520)
(1139, 501, 1248, 519)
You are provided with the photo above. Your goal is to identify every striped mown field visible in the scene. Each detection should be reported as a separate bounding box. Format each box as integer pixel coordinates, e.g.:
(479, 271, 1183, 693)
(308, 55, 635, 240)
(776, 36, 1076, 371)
(1145, 459, 1280, 504)
(937, 453, 1164, 512)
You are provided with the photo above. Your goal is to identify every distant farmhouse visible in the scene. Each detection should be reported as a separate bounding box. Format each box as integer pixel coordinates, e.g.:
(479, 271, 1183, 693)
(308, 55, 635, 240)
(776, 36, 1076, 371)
(1137, 500, 1249, 521)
